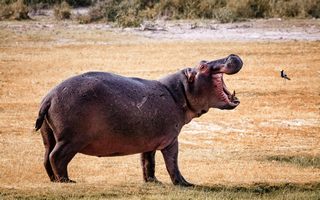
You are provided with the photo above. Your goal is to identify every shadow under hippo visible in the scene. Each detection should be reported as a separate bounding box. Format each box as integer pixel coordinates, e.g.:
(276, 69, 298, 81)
(35, 54, 243, 186)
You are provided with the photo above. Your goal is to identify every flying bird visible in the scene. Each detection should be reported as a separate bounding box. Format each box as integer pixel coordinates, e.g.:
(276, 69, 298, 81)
(280, 70, 290, 80)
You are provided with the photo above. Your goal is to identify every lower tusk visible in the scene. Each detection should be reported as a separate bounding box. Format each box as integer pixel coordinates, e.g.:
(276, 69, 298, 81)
(230, 90, 236, 101)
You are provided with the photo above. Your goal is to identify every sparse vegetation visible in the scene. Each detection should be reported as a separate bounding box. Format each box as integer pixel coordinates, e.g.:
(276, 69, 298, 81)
(0, 182, 319, 199)
(1, 0, 320, 26)
(0, 20, 319, 198)
(77, 1, 106, 24)
(267, 155, 320, 168)
(76, 0, 320, 26)
(0, 0, 29, 20)
(0, 0, 319, 198)
(53, 1, 71, 20)
(0, 0, 93, 7)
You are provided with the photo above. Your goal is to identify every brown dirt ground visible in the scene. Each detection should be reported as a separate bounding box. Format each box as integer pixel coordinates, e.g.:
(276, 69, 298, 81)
(0, 18, 319, 194)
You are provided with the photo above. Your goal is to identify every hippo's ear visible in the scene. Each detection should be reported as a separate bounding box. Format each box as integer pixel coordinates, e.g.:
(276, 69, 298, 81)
(184, 68, 197, 83)
(198, 62, 209, 72)
(200, 60, 208, 65)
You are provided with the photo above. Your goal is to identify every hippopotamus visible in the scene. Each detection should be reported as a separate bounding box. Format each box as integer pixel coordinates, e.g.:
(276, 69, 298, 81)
(35, 54, 243, 186)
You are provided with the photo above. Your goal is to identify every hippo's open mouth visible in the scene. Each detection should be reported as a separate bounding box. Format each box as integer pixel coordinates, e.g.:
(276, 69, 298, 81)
(212, 73, 240, 109)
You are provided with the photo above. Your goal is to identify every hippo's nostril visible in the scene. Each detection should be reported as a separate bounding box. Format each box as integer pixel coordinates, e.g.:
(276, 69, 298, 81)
(224, 55, 243, 75)
(205, 55, 243, 74)
(228, 54, 240, 61)
(229, 55, 243, 66)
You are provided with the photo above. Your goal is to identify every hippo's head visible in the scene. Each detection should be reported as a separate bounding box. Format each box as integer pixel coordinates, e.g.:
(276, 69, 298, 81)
(183, 54, 243, 113)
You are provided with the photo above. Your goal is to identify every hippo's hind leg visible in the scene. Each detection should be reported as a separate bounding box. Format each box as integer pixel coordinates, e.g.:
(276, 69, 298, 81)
(161, 138, 193, 187)
(40, 121, 56, 182)
(141, 151, 160, 183)
(49, 136, 78, 183)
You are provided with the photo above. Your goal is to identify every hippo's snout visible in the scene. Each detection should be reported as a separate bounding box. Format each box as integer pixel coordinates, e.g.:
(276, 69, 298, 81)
(224, 54, 243, 75)
(207, 54, 243, 75)
(198, 54, 243, 110)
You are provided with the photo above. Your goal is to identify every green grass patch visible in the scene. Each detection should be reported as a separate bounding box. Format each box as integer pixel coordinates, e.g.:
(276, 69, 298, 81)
(2, 0, 320, 26)
(0, 0, 30, 20)
(267, 155, 320, 168)
(1, 182, 319, 200)
(77, 0, 320, 26)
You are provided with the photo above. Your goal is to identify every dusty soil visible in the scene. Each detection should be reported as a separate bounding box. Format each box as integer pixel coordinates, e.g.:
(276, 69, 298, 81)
(3, 11, 320, 44)
(136, 18, 320, 41)
(0, 14, 319, 199)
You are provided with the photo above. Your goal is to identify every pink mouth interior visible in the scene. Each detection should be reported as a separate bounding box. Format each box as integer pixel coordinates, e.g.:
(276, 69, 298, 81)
(212, 74, 240, 106)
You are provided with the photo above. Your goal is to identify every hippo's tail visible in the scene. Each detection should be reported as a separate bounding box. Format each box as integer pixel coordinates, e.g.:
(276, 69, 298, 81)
(35, 97, 51, 131)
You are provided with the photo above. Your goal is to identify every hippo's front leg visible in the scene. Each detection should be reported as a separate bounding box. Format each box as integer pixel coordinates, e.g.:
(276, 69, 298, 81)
(141, 151, 160, 183)
(161, 138, 193, 187)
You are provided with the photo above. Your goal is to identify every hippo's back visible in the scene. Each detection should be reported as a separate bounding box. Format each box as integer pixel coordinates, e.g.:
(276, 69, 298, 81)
(43, 71, 183, 155)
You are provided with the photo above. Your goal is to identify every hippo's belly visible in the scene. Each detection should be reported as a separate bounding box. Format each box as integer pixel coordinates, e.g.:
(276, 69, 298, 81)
(79, 132, 174, 156)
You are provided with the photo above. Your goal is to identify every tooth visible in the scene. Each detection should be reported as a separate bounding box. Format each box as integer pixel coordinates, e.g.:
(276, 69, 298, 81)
(230, 90, 235, 101)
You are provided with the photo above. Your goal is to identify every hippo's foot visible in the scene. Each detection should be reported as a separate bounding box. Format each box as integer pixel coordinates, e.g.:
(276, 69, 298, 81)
(49, 175, 56, 182)
(161, 139, 194, 187)
(172, 175, 194, 187)
(141, 151, 160, 184)
(55, 177, 76, 183)
(50, 176, 76, 183)
(145, 177, 162, 184)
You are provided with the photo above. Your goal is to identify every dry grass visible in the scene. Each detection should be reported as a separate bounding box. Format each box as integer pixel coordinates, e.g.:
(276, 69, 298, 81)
(0, 20, 319, 199)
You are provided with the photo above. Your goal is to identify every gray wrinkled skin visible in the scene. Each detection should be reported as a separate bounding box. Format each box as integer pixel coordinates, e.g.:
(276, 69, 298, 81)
(35, 54, 243, 186)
